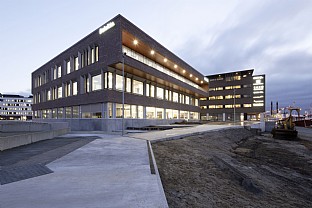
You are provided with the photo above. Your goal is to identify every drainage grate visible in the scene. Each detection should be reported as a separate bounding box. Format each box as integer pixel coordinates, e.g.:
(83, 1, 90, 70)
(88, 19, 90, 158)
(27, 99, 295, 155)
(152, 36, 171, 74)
(0, 164, 53, 185)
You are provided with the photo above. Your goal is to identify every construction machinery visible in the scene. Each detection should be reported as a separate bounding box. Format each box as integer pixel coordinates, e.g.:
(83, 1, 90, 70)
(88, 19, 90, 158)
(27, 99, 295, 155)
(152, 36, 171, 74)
(271, 107, 300, 139)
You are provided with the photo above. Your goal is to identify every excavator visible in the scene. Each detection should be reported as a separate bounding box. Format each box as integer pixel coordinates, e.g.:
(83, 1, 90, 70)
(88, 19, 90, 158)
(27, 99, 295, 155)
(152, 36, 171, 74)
(271, 107, 300, 139)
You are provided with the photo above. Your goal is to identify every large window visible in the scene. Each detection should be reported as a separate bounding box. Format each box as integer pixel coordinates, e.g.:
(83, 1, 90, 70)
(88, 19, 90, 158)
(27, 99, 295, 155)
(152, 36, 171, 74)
(116, 74, 123, 91)
(146, 83, 150, 96)
(146, 107, 155, 119)
(73, 81, 78, 95)
(105, 72, 113, 89)
(85, 76, 90, 93)
(126, 78, 131, 93)
(66, 60, 71, 74)
(156, 108, 164, 119)
(65, 83, 71, 97)
(57, 66, 62, 78)
(138, 106, 143, 118)
(47, 90, 51, 101)
(173, 92, 179, 102)
(53, 67, 57, 80)
(150, 85, 155, 97)
(73, 106, 79, 118)
(185, 95, 189, 104)
(133, 80, 143, 95)
(156, 87, 164, 99)
(57, 108, 63, 118)
(92, 74, 102, 91)
(58, 86, 62, 98)
(74, 57, 79, 71)
(65, 107, 72, 118)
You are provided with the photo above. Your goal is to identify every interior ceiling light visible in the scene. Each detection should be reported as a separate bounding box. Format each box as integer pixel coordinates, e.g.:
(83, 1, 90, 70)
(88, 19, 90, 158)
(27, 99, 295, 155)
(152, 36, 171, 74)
(133, 39, 138, 45)
(196, 77, 198, 81)
(174, 64, 177, 68)
(200, 81, 204, 84)
(182, 69, 186, 73)
(164, 58, 167, 62)
(150, 50, 155, 55)
(190, 74, 193, 77)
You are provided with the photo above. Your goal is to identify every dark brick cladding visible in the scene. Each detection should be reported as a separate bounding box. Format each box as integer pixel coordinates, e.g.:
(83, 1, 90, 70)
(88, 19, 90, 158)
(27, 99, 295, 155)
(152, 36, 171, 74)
(32, 14, 207, 112)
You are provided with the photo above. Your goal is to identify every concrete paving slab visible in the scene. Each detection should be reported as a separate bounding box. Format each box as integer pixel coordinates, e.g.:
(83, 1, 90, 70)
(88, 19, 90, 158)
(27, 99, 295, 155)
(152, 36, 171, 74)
(0, 134, 167, 208)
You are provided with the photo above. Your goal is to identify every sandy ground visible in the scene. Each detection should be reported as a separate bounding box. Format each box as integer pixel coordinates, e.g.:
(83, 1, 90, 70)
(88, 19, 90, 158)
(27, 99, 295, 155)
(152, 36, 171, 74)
(153, 128, 312, 208)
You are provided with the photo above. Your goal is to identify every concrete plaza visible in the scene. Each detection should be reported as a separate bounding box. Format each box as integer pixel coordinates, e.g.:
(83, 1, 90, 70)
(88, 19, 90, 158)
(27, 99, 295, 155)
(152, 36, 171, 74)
(0, 124, 234, 208)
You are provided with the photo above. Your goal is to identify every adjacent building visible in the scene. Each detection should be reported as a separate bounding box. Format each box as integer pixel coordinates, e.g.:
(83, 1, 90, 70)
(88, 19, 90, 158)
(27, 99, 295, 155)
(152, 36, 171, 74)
(0, 94, 33, 120)
(200, 69, 265, 121)
(31, 14, 209, 131)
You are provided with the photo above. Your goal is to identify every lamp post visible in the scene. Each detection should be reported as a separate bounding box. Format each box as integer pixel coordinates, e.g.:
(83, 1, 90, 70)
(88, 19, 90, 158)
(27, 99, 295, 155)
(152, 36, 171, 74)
(122, 52, 126, 136)
(233, 88, 236, 125)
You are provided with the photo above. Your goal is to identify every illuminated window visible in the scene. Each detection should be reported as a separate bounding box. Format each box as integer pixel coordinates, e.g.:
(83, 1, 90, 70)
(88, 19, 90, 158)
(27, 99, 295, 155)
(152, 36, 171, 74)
(95, 46, 99, 62)
(53, 67, 57, 80)
(126, 78, 131, 93)
(106, 72, 113, 89)
(116, 74, 123, 91)
(146, 107, 156, 119)
(74, 57, 79, 70)
(146, 83, 150, 96)
(58, 86, 62, 99)
(133, 80, 143, 95)
(173, 92, 179, 103)
(66, 60, 71, 74)
(253, 103, 264, 107)
(156, 87, 164, 99)
(85, 76, 90, 93)
(243, 104, 252, 108)
(150, 85, 155, 97)
(66, 83, 71, 97)
(73, 106, 79, 118)
(138, 106, 143, 118)
(57, 66, 62, 78)
(91, 48, 95, 64)
(156, 108, 164, 119)
(47, 90, 51, 101)
(180, 94, 185, 104)
(92, 74, 102, 91)
(73, 82, 78, 95)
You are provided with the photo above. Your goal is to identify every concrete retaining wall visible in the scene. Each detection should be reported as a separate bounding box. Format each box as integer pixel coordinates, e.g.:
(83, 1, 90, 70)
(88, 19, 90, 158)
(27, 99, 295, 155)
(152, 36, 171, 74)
(37, 118, 185, 132)
(0, 121, 70, 151)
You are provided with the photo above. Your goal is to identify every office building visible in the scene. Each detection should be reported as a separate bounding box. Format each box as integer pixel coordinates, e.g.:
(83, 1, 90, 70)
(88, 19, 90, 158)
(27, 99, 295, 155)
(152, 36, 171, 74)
(31, 15, 209, 131)
(0, 93, 33, 120)
(200, 69, 265, 121)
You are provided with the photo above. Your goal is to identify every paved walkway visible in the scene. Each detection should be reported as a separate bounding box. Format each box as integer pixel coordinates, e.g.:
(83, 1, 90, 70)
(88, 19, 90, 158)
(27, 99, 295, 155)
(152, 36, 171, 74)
(0, 134, 167, 208)
(0, 124, 238, 208)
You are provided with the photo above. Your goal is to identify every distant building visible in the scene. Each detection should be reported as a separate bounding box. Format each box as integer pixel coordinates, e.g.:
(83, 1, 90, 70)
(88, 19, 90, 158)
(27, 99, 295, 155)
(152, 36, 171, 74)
(200, 69, 265, 121)
(0, 94, 33, 120)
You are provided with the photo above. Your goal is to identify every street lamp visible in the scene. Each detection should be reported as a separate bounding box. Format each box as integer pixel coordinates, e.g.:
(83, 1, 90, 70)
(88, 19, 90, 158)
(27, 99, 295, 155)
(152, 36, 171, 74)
(122, 52, 126, 136)
(233, 88, 236, 125)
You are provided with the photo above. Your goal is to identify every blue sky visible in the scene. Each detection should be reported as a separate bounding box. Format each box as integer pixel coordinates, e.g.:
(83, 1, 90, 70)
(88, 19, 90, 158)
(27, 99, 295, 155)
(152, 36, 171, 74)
(1, 0, 312, 112)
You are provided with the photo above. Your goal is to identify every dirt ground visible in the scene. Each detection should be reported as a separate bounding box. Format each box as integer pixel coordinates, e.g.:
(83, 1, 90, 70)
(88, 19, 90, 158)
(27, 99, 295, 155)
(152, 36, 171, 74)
(153, 128, 312, 208)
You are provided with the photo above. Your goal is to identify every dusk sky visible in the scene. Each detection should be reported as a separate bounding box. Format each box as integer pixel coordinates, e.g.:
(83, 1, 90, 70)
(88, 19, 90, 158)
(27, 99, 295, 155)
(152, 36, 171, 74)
(1, 0, 312, 112)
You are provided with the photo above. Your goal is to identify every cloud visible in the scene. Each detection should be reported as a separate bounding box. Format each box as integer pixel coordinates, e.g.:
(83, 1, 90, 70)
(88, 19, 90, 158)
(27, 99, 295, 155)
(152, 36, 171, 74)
(173, 0, 312, 110)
